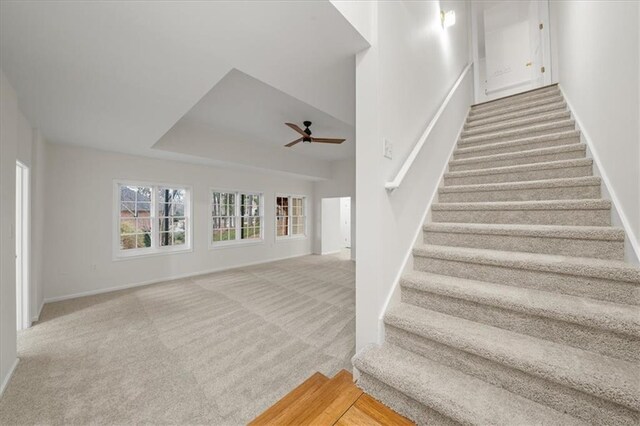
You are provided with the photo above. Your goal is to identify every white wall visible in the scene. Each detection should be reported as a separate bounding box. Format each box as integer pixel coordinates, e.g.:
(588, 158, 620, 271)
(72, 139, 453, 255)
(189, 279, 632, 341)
(354, 0, 472, 350)
(31, 131, 47, 320)
(313, 158, 356, 260)
(42, 143, 315, 301)
(1, 70, 19, 393)
(550, 0, 640, 261)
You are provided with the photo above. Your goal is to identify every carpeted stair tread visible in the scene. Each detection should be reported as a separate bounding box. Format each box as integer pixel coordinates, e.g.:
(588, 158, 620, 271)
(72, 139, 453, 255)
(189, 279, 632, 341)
(413, 244, 640, 283)
(439, 176, 600, 194)
(453, 130, 580, 159)
(461, 110, 571, 137)
(450, 143, 585, 168)
(468, 94, 565, 122)
(458, 119, 575, 146)
(423, 222, 624, 240)
(444, 158, 592, 181)
(432, 198, 610, 212)
(400, 270, 640, 337)
(471, 87, 561, 113)
(465, 100, 567, 128)
(352, 343, 584, 425)
(384, 303, 640, 411)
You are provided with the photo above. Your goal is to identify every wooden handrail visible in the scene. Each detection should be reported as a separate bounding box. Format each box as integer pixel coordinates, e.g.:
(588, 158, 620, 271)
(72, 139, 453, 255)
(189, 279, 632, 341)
(385, 62, 473, 191)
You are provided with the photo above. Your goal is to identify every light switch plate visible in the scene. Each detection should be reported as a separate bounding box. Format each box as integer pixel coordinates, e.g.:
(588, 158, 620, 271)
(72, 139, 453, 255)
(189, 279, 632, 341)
(384, 138, 393, 159)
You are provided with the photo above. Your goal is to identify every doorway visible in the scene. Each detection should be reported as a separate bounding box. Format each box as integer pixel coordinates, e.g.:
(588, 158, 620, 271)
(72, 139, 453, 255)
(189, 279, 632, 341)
(16, 161, 30, 331)
(471, 0, 552, 103)
(321, 197, 351, 256)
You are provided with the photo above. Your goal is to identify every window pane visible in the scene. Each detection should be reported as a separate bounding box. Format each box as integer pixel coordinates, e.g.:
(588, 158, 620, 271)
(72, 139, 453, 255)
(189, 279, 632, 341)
(120, 234, 137, 250)
(136, 218, 151, 233)
(120, 218, 136, 235)
(137, 233, 152, 248)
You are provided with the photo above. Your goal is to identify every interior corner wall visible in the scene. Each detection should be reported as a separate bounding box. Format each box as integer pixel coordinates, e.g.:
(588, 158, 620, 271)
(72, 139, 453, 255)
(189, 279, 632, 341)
(549, 0, 640, 258)
(355, 0, 471, 351)
(31, 130, 47, 320)
(313, 158, 355, 261)
(42, 143, 315, 302)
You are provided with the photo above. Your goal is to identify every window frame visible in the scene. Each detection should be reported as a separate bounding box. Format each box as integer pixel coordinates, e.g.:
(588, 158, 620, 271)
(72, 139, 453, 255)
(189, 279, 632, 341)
(113, 180, 193, 260)
(275, 193, 308, 241)
(209, 188, 265, 250)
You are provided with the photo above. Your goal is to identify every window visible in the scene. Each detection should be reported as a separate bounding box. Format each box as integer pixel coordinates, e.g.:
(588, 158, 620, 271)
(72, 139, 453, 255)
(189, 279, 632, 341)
(276, 195, 306, 239)
(211, 190, 263, 247)
(116, 182, 191, 258)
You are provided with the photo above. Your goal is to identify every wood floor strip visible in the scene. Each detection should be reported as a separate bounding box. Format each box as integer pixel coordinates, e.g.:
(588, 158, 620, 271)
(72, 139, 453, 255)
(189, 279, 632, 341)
(249, 372, 329, 425)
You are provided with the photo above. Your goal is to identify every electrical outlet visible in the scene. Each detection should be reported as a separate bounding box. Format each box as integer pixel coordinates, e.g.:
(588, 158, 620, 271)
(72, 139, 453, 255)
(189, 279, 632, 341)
(383, 138, 393, 159)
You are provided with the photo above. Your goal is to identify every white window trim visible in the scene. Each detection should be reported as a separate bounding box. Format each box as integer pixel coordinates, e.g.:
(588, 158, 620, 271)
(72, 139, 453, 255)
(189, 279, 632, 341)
(113, 180, 193, 261)
(275, 193, 308, 242)
(209, 188, 265, 250)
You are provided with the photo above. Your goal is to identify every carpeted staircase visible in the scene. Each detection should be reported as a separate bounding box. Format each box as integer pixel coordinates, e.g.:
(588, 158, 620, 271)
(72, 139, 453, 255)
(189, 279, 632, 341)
(353, 84, 640, 425)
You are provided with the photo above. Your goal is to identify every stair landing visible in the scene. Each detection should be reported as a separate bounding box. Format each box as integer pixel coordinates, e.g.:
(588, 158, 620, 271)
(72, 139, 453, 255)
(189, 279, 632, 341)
(249, 370, 414, 426)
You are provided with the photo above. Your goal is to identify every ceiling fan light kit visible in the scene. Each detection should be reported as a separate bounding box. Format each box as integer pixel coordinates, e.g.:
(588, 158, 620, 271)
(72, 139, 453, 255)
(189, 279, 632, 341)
(284, 121, 346, 147)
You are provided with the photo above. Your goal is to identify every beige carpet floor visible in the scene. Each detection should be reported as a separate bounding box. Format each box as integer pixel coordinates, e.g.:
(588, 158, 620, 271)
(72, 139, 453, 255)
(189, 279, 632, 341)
(0, 251, 355, 425)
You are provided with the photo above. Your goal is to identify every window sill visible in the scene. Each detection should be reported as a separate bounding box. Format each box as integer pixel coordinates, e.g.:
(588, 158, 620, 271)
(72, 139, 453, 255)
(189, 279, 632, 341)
(113, 246, 193, 261)
(275, 235, 308, 243)
(209, 239, 265, 250)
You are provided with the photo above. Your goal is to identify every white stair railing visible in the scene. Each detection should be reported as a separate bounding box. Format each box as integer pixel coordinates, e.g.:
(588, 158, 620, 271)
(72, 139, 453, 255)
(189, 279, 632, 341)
(385, 62, 473, 191)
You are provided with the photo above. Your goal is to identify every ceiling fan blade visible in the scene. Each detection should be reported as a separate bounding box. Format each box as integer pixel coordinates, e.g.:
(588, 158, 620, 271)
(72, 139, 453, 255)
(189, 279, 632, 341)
(311, 137, 346, 144)
(285, 137, 303, 147)
(285, 123, 308, 137)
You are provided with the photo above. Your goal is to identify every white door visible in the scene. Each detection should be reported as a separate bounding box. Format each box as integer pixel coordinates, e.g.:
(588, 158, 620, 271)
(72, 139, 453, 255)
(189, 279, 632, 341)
(340, 197, 351, 248)
(16, 162, 30, 330)
(479, 0, 551, 102)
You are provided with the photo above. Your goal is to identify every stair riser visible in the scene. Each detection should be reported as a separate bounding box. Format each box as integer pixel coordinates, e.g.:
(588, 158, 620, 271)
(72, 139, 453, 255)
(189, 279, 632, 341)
(462, 112, 571, 138)
(401, 287, 639, 362)
(439, 184, 600, 203)
(449, 148, 586, 172)
(356, 373, 455, 426)
(422, 230, 625, 260)
(413, 256, 638, 304)
(444, 163, 592, 186)
(471, 89, 561, 115)
(459, 124, 576, 148)
(432, 206, 610, 226)
(453, 136, 580, 160)
(469, 95, 564, 121)
(385, 326, 639, 425)
(465, 103, 567, 129)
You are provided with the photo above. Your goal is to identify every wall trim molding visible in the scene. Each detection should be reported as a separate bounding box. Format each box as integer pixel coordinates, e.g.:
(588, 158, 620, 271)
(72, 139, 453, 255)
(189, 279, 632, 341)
(31, 300, 44, 323)
(0, 358, 19, 397)
(559, 85, 640, 264)
(43, 252, 312, 304)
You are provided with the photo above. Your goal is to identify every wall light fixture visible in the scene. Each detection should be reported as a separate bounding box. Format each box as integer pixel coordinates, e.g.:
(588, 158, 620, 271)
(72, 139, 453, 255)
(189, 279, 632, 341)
(441, 10, 456, 29)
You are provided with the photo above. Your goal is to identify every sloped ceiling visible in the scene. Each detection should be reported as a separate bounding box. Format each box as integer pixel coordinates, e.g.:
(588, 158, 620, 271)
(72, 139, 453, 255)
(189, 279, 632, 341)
(0, 1, 368, 179)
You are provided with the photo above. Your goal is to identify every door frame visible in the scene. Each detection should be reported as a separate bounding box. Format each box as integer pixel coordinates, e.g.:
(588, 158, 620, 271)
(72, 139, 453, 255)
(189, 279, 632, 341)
(471, 0, 553, 104)
(16, 161, 30, 330)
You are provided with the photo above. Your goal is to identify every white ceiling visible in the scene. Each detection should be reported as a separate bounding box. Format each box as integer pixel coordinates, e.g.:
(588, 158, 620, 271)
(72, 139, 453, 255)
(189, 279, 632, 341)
(0, 1, 368, 175)
(157, 69, 354, 162)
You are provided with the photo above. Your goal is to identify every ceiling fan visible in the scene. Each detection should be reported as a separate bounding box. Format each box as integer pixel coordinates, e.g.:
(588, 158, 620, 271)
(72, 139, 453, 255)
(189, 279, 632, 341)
(284, 121, 345, 147)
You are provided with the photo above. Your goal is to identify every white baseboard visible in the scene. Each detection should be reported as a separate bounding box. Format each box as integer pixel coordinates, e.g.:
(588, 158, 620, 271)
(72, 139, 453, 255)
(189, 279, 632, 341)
(560, 85, 640, 265)
(31, 300, 44, 322)
(0, 358, 19, 397)
(43, 252, 312, 304)
(321, 249, 343, 255)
